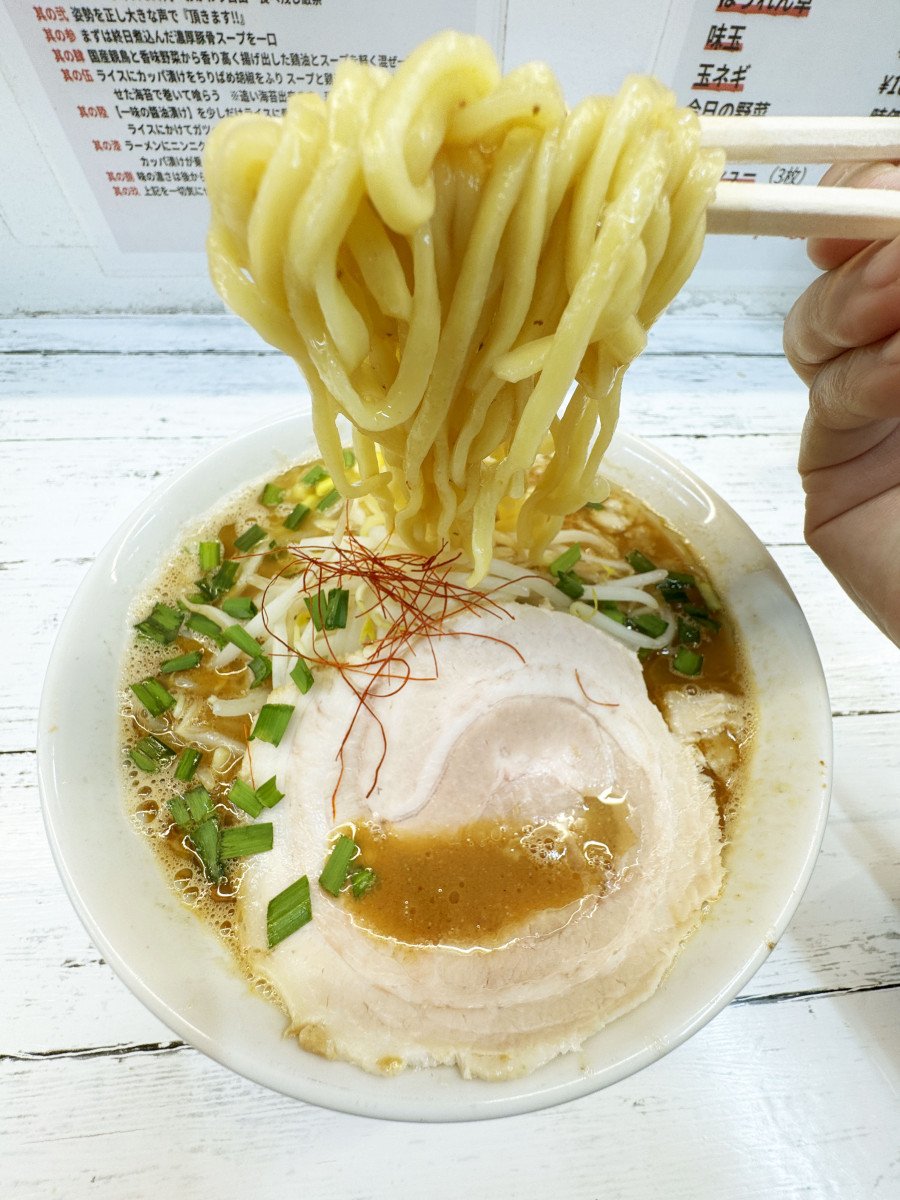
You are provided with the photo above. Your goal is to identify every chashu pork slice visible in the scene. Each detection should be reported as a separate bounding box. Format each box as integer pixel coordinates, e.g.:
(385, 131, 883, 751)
(237, 603, 723, 1080)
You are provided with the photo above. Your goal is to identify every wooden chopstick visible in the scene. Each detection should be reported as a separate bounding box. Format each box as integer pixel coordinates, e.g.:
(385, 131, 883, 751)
(700, 116, 900, 239)
(699, 116, 900, 163)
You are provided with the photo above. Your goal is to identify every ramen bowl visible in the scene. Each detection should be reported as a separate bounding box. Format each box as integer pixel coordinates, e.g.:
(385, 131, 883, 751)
(37, 413, 831, 1121)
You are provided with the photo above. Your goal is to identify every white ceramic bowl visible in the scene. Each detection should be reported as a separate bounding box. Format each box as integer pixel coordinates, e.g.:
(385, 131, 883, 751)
(38, 415, 832, 1122)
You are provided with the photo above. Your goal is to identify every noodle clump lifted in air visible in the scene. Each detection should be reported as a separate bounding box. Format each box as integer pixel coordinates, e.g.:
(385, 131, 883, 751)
(203, 31, 724, 580)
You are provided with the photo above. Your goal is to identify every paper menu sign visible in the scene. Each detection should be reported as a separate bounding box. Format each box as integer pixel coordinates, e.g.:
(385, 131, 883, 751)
(655, 0, 900, 187)
(3, 0, 506, 265)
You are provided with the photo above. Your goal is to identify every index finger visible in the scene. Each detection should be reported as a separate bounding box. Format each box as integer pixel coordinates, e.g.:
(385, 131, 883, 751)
(808, 161, 900, 269)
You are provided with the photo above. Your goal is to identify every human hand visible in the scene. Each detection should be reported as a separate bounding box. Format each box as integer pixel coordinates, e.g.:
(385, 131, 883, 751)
(783, 162, 900, 646)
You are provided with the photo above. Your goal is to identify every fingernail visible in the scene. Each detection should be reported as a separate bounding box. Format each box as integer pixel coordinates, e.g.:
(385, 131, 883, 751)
(863, 232, 900, 288)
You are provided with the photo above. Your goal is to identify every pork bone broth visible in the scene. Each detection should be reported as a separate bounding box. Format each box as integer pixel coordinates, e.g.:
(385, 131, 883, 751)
(120, 455, 753, 1079)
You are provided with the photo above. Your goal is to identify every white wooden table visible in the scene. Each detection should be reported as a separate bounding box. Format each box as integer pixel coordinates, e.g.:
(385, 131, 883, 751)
(2, 314, 897, 1199)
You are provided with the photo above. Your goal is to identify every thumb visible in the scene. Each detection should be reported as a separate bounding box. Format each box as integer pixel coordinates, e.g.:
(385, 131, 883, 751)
(808, 161, 900, 270)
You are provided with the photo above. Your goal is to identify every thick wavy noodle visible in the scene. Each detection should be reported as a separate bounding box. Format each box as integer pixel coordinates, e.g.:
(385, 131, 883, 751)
(204, 32, 723, 579)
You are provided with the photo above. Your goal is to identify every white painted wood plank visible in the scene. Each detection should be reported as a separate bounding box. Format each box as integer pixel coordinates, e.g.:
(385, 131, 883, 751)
(2, 989, 896, 1200)
(0, 348, 807, 436)
(0, 312, 789, 357)
(5, 709, 896, 1057)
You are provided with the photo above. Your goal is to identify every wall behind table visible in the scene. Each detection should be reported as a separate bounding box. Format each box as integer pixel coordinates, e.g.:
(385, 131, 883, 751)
(1, 0, 817, 318)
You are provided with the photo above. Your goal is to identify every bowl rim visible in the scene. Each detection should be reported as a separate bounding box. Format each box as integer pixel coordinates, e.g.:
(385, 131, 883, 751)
(37, 414, 833, 1122)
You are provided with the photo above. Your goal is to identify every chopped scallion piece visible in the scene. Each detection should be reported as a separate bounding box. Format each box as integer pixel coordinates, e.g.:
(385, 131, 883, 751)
(174, 746, 202, 782)
(637, 647, 654, 663)
(342, 448, 356, 469)
(211, 560, 239, 593)
(284, 503, 309, 531)
(685, 604, 721, 631)
(223, 624, 264, 658)
(290, 657, 314, 694)
(629, 612, 668, 638)
(658, 579, 690, 604)
(302, 463, 328, 486)
(350, 867, 377, 900)
(585, 501, 604, 511)
(677, 617, 702, 646)
(598, 600, 627, 625)
(186, 612, 227, 647)
(319, 834, 358, 896)
(260, 482, 284, 507)
(190, 817, 223, 882)
(251, 703, 295, 747)
(168, 794, 192, 829)
(697, 580, 722, 612)
(249, 655, 272, 688)
(221, 596, 258, 620)
(267, 875, 312, 947)
(304, 591, 326, 631)
(160, 650, 202, 674)
(316, 488, 341, 512)
(667, 571, 696, 587)
(130, 677, 176, 717)
(673, 647, 703, 676)
(228, 778, 263, 818)
(555, 570, 584, 601)
(184, 786, 214, 823)
(626, 550, 656, 574)
(256, 776, 285, 809)
(198, 541, 222, 572)
(134, 602, 183, 646)
(323, 587, 349, 630)
(220, 822, 274, 859)
(549, 544, 581, 576)
(129, 735, 175, 773)
(234, 524, 266, 553)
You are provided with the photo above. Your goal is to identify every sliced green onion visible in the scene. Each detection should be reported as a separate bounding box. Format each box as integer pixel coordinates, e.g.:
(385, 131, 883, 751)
(585, 500, 604, 511)
(319, 834, 358, 896)
(667, 571, 696, 587)
(549, 544, 581, 576)
(190, 817, 223, 882)
(290, 657, 314, 694)
(350, 867, 377, 900)
(174, 746, 202, 782)
(304, 592, 326, 631)
(324, 587, 349, 630)
(267, 875, 312, 947)
(317, 488, 341, 512)
(555, 570, 584, 601)
(234, 524, 266, 553)
(302, 463, 328, 486)
(626, 550, 656, 574)
(228, 778, 263, 818)
(673, 647, 703, 676)
(284, 503, 309, 531)
(195, 559, 240, 603)
(160, 650, 202, 674)
(658, 579, 690, 604)
(222, 596, 258, 620)
(220, 822, 274, 859)
(184, 786, 214, 823)
(223, 624, 264, 658)
(168, 794, 192, 829)
(260, 482, 284, 507)
(598, 600, 627, 625)
(685, 604, 721, 631)
(342, 447, 356, 469)
(698, 580, 722, 612)
(249, 655, 272, 688)
(677, 617, 702, 646)
(637, 646, 654, 663)
(134, 602, 183, 645)
(129, 735, 175, 773)
(256, 776, 284, 809)
(130, 677, 175, 717)
(186, 612, 227, 647)
(198, 541, 222, 572)
(250, 703, 295, 747)
(629, 612, 668, 638)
